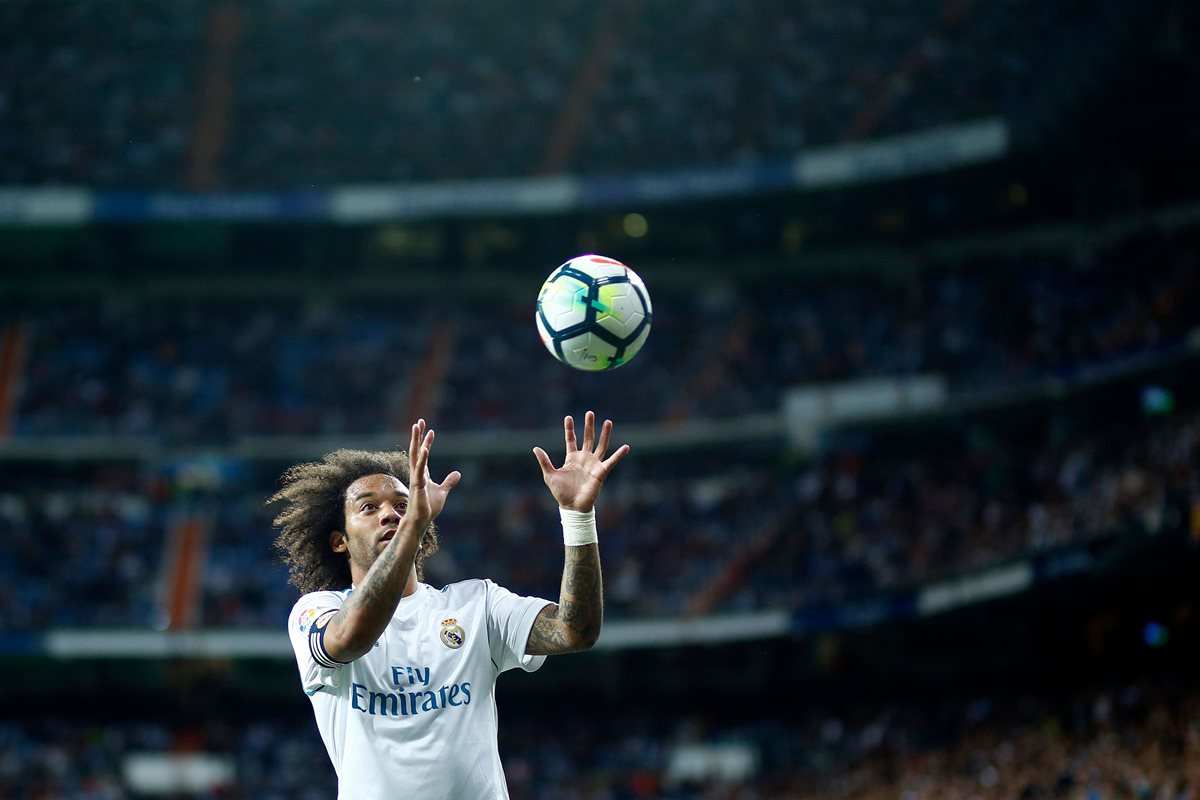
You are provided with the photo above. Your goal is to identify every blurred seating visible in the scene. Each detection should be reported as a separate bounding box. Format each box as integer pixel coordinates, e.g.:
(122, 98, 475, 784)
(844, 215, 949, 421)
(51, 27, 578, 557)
(3, 226, 1198, 630)
(3, 397, 1192, 630)
(0, 1, 199, 187)
(0, 464, 168, 629)
(2, 680, 1194, 798)
(0, 0, 1119, 187)
(10, 229, 1199, 439)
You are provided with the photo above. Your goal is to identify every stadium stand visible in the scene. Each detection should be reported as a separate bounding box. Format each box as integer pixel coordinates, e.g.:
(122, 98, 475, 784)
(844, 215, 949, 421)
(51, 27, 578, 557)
(1, 213, 1197, 630)
(3, 680, 1196, 798)
(0, 1, 200, 187)
(0, 463, 168, 629)
(0, 0, 1137, 187)
(187, 396, 1200, 625)
(1, 2, 1196, 797)
(10, 225, 1199, 439)
(2, 354, 1193, 630)
(571, 0, 1112, 173)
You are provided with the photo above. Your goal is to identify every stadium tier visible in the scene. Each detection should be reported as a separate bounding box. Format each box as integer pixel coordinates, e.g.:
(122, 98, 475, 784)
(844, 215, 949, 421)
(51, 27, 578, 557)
(1, 382, 1193, 632)
(3, 679, 1197, 798)
(0, 463, 168, 629)
(2, 216, 1198, 631)
(2, 2, 1197, 797)
(9, 226, 1199, 439)
(0, 2, 201, 188)
(0, 0, 1134, 188)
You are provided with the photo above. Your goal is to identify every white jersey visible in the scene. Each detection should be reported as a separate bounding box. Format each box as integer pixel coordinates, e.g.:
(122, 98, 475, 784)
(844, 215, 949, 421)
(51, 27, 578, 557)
(287, 579, 553, 800)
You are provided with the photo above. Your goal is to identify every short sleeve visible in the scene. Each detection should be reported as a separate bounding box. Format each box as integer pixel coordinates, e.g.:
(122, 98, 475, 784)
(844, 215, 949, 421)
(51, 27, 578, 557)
(287, 591, 348, 695)
(485, 580, 554, 674)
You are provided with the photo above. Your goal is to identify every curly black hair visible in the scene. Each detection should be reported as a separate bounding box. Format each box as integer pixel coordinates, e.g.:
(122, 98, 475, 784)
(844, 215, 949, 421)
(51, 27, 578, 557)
(269, 449, 439, 594)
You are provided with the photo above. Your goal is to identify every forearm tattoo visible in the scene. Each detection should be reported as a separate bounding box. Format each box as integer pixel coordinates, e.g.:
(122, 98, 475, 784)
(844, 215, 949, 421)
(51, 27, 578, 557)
(329, 531, 419, 653)
(526, 544, 603, 655)
(345, 539, 403, 611)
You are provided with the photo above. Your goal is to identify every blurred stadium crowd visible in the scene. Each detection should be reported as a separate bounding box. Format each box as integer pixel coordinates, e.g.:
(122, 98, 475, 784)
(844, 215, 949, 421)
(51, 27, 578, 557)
(3, 222, 1198, 629)
(1, 0, 1196, 796)
(2, 389, 1193, 630)
(0, 0, 1117, 187)
(11, 227, 1198, 439)
(3, 680, 1196, 799)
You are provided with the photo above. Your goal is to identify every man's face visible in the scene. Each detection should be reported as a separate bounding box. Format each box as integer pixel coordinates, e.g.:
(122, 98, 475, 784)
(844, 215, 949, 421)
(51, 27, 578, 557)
(333, 473, 410, 575)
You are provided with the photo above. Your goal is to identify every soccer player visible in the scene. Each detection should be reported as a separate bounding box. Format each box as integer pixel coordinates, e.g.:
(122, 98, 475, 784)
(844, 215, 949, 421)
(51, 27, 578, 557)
(271, 411, 628, 799)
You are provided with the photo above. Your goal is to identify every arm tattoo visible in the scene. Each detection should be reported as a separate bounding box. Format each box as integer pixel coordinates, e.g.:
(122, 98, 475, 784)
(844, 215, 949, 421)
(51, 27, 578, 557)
(327, 530, 420, 657)
(526, 544, 603, 655)
(345, 535, 408, 611)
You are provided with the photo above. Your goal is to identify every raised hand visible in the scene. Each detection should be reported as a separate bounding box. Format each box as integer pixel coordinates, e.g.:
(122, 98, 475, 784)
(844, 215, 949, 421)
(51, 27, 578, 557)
(405, 419, 461, 529)
(533, 411, 629, 512)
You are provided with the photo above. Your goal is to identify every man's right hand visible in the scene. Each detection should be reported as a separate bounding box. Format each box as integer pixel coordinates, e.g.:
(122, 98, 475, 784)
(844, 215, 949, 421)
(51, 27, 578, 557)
(402, 418, 461, 533)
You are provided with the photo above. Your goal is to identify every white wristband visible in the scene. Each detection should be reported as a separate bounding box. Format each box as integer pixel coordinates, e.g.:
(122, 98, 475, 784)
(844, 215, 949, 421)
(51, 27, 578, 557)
(560, 507, 598, 546)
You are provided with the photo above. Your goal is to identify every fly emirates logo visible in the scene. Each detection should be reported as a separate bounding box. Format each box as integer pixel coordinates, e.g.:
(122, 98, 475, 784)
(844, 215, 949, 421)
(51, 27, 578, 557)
(350, 664, 472, 718)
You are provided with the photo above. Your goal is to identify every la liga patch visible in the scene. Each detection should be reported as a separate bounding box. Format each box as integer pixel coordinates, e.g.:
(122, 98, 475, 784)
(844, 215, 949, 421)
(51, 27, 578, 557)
(296, 606, 321, 633)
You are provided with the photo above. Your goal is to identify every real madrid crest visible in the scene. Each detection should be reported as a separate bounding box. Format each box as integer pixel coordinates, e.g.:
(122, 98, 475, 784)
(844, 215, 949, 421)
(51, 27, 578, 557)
(440, 618, 465, 649)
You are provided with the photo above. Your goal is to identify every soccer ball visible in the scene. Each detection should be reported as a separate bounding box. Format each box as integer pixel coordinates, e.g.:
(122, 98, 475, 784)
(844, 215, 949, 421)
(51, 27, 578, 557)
(536, 255, 653, 371)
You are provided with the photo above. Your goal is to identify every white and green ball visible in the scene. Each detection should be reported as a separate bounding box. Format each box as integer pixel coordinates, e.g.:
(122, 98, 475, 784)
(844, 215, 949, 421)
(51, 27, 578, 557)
(536, 255, 653, 371)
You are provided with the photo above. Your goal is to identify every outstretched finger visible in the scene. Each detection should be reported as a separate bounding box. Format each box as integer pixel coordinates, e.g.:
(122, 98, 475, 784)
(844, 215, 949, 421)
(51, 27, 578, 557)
(408, 420, 423, 461)
(422, 428, 436, 478)
(601, 443, 630, 472)
(532, 446, 555, 478)
(416, 453, 428, 485)
(437, 470, 462, 493)
(581, 410, 596, 452)
(563, 415, 577, 452)
(410, 424, 432, 488)
(410, 452, 427, 489)
(594, 418, 613, 456)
